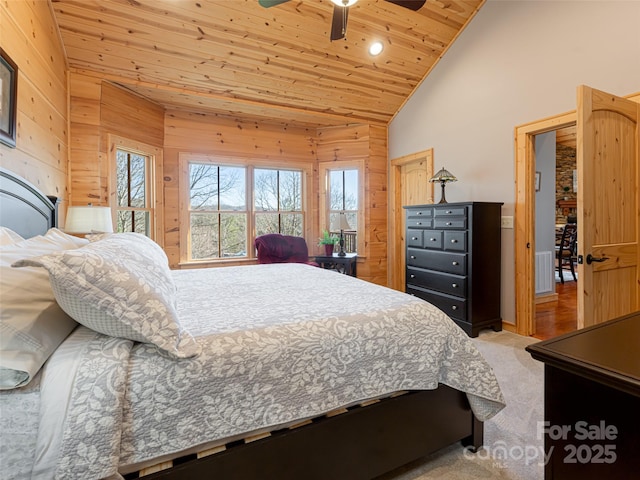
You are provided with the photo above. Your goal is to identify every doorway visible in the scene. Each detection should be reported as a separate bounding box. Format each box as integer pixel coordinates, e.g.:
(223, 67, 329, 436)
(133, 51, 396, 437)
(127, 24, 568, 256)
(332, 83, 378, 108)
(533, 126, 578, 340)
(515, 88, 640, 337)
(388, 149, 434, 290)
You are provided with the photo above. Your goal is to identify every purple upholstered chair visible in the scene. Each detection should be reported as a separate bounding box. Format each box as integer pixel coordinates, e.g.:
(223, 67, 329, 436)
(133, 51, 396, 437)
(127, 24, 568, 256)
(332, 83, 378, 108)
(254, 234, 318, 266)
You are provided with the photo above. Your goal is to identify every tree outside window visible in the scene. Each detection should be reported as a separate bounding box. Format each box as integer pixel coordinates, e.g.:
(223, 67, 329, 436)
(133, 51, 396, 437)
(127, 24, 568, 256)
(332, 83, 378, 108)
(116, 149, 153, 237)
(254, 168, 303, 237)
(189, 163, 247, 260)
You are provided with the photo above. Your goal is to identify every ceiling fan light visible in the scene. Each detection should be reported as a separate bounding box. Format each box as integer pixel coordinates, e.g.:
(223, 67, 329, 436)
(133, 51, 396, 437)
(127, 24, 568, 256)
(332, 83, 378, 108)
(369, 41, 384, 56)
(330, 0, 358, 7)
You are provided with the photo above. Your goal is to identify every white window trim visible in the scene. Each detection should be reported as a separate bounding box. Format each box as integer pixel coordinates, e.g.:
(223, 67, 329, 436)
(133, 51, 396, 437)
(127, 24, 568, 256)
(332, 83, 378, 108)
(179, 152, 313, 265)
(108, 134, 163, 245)
(318, 159, 365, 257)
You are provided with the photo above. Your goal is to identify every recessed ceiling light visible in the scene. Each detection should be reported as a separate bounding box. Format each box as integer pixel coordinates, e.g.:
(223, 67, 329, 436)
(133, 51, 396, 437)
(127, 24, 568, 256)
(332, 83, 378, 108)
(369, 41, 384, 56)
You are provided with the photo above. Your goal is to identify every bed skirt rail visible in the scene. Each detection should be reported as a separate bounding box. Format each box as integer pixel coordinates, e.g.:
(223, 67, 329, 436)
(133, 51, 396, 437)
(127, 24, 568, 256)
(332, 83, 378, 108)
(127, 386, 482, 480)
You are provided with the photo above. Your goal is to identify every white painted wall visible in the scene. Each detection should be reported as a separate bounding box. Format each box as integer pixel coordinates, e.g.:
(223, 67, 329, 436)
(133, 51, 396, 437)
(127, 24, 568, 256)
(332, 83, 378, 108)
(389, 0, 640, 326)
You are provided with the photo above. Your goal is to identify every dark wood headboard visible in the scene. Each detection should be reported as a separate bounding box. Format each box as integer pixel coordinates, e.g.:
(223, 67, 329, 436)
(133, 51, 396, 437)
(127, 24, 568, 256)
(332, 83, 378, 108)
(0, 168, 59, 238)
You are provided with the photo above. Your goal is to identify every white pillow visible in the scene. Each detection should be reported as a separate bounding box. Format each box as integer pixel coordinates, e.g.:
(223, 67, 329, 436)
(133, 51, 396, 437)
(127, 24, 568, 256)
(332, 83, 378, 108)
(0, 229, 89, 390)
(0, 227, 25, 246)
(14, 233, 200, 359)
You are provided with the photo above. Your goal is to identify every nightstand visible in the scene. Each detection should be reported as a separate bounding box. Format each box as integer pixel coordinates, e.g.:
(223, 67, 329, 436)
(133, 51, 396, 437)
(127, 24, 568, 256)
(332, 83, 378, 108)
(314, 253, 357, 277)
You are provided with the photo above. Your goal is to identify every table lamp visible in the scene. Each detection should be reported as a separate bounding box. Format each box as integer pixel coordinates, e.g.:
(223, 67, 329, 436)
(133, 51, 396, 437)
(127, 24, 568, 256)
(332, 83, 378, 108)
(429, 167, 457, 204)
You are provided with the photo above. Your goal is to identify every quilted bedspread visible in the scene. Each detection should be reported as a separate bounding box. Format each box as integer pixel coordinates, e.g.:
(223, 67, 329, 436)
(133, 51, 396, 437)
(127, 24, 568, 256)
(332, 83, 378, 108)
(45, 263, 505, 479)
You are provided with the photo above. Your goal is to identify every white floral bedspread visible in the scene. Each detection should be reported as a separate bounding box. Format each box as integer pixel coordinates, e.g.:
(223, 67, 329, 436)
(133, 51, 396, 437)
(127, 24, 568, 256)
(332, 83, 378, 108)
(48, 263, 505, 479)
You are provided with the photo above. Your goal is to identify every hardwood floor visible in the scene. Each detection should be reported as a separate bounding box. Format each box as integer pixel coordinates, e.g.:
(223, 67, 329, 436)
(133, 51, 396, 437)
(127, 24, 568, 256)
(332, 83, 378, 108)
(534, 280, 578, 340)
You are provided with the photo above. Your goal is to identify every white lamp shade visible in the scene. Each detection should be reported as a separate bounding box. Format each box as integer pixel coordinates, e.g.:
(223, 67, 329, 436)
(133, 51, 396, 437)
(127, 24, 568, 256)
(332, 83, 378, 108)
(331, 212, 352, 231)
(65, 206, 114, 234)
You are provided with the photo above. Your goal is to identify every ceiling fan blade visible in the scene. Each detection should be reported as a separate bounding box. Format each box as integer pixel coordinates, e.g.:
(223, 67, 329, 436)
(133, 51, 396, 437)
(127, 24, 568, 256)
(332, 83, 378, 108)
(258, 0, 291, 7)
(384, 0, 426, 11)
(330, 5, 349, 41)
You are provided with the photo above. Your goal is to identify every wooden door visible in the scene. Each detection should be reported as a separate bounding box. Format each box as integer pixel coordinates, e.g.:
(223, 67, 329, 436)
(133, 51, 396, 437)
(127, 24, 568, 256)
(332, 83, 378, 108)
(388, 149, 434, 290)
(577, 85, 640, 327)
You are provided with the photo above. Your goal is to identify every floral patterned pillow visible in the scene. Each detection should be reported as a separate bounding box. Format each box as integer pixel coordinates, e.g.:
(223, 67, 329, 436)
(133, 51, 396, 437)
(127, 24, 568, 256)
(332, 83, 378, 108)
(14, 233, 200, 359)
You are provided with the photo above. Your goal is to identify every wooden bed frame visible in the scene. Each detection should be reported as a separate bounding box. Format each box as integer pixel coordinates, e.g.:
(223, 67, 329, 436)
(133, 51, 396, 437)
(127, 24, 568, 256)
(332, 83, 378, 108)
(0, 167, 483, 480)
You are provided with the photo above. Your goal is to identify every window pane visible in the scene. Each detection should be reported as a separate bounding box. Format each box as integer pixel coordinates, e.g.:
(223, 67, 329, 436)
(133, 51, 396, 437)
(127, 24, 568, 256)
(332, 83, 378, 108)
(117, 210, 132, 233)
(220, 213, 247, 257)
(219, 166, 245, 211)
(281, 213, 303, 236)
(255, 213, 279, 236)
(190, 163, 218, 210)
(191, 212, 219, 259)
(116, 151, 129, 208)
(129, 154, 146, 208)
(329, 170, 344, 210)
(254, 169, 278, 211)
(279, 170, 302, 211)
(343, 170, 358, 210)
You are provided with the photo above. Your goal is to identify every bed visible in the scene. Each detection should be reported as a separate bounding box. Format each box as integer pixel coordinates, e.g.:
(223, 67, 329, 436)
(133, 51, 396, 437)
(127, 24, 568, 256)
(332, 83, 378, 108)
(0, 167, 505, 480)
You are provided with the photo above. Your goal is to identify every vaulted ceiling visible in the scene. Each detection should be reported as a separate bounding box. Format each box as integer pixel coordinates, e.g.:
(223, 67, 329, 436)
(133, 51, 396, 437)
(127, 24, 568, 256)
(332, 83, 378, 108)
(51, 0, 485, 127)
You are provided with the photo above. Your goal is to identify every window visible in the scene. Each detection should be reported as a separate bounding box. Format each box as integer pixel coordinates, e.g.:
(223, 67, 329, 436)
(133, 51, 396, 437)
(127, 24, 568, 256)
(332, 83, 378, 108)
(254, 168, 304, 237)
(182, 156, 309, 263)
(115, 150, 153, 236)
(110, 135, 162, 242)
(189, 163, 247, 260)
(319, 161, 364, 255)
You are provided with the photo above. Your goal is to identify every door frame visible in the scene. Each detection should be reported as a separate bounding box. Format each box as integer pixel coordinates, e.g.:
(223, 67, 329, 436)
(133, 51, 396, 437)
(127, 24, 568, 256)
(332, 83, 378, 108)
(388, 149, 434, 290)
(514, 91, 640, 336)
(514, 111, 577, 336)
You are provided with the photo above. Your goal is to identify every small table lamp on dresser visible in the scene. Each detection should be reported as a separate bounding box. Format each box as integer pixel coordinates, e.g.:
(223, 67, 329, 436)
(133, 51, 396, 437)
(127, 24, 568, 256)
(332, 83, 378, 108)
(429, 167, 457, 204)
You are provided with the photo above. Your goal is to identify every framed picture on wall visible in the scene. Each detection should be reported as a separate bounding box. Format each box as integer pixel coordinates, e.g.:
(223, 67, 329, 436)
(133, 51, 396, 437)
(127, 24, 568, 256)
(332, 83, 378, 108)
(0, 48, 18, 148)
(535, 171, 541, 192)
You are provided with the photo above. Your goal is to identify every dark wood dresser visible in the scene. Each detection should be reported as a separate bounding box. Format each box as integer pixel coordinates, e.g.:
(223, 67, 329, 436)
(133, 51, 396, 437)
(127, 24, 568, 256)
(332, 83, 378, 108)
(403, 202, 502, 337)
(526, 313, 640, 479)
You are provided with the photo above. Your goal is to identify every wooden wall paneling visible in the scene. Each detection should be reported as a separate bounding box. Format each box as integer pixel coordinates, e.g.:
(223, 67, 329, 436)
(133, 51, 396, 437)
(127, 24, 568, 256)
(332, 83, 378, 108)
(0, 0, 68, 209)
(100, 82, 165, 147)
(68, 73, 102, 206)
(163, 109, 318, 268)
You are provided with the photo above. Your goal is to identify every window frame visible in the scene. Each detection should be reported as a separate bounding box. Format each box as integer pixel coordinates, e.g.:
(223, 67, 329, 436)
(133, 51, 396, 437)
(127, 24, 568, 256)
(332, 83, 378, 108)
(179, 153, 312, 265)
(108, 135, 163, 244)
(318, 160, 365, 257)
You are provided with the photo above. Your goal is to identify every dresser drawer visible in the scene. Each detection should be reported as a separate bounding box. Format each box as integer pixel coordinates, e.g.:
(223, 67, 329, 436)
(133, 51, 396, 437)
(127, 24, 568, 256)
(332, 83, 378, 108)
(406, 208, 433, 219)
(407, 267, 466, 297)
(434, 217, 467, 229)
(406, 248, 467, 275)
(444, 231, 466, 251)
(434, 206, 467, 217)
(406, 218, 432, 229)
(407, 229, 423, 247)
(406, 286, 467, 321)
(422, 230, 443, 249)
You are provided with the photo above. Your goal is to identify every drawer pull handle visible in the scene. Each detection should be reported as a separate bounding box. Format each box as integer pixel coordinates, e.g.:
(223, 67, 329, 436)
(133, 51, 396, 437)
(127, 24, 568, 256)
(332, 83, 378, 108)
(412, 237, 418, 241)
(417, 211, 423, 215)
(451, 305, 458, 310)
(430, 237, 437, 242)
(446, 222, 452, 226)
(452, 261, 459, 266)
(416, 222, 422, 225)
(452, 283, 458, 288)
(410, 274, 416, 279)
(446, 210, 452, 214)
(451, 239, 457, 243)
(410, 255, 416, 259)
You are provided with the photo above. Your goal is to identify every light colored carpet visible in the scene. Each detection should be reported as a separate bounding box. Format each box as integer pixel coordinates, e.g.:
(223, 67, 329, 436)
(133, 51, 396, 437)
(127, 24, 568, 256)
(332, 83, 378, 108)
(379, 330, 544, 480)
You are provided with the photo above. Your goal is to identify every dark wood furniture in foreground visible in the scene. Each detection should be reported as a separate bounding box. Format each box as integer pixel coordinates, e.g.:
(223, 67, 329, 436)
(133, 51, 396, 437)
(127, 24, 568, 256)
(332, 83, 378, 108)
(314, 252, 357, 276)
(404, 202, 503, 337)
(526, 312, 640, 479)
(0, 167, 483, 480)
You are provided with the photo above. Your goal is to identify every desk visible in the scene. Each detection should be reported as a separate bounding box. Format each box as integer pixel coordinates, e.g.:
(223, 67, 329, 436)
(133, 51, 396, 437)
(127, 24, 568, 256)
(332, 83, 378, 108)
(526, 313, 640, 479)
(314, 253, 357, 277)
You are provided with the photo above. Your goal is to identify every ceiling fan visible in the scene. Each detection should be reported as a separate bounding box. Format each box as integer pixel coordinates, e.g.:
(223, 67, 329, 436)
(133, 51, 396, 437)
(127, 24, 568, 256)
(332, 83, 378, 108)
(258, 0, 427, 41)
